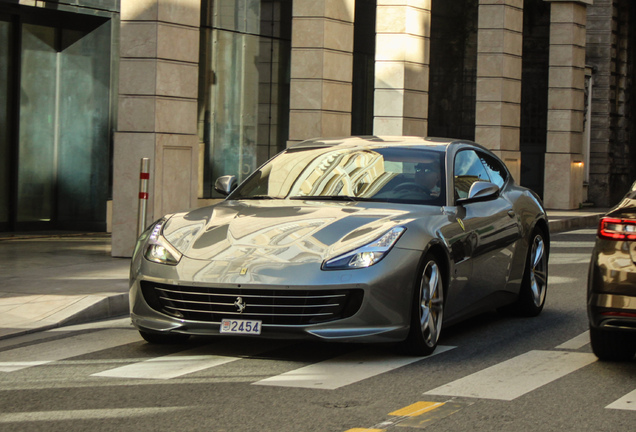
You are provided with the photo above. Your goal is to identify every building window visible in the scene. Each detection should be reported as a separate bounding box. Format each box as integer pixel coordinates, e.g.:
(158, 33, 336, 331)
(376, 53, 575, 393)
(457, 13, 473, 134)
(198, 0, 292, 198)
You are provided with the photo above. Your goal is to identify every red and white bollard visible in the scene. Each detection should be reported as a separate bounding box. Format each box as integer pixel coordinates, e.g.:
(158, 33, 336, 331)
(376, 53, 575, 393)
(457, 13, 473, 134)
(137, 158, 150, 238)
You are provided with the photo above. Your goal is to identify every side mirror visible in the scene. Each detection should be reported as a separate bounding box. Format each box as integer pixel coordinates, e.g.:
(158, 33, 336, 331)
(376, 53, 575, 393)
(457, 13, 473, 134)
(457, 181, 499, 205)
(214, 175, 238, 196)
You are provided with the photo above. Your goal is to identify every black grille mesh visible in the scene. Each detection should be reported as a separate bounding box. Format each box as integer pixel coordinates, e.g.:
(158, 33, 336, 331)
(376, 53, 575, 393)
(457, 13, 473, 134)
(140, 281, 363, 325)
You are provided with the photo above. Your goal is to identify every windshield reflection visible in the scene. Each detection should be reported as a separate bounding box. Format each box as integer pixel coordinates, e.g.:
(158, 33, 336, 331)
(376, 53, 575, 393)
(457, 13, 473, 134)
(231, 146, 445, 206)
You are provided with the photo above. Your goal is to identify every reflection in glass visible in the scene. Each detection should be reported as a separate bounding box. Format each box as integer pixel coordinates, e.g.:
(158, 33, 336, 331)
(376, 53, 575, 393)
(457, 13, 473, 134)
(57, 22, 111, 225)
(18, 24, 57, 223)
(16, 21, 111, 228)
(0, 19, 11, 225)
(199, 0, 291, 197)
(233, 145, 446, 206)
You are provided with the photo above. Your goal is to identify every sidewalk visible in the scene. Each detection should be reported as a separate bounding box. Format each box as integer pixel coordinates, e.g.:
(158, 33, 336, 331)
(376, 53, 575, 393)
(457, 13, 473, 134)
(0, 208, 606, 340)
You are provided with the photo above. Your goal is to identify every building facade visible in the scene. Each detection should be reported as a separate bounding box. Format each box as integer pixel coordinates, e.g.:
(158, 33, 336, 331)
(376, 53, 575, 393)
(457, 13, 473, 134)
(0, 0, 634, 257)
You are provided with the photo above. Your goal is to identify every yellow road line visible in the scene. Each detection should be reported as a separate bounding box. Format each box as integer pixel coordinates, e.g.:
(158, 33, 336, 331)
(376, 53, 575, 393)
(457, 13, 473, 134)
(389, 401, 445, 417)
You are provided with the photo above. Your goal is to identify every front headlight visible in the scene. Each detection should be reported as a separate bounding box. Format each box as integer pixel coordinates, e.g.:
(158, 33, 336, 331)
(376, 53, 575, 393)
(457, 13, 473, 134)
(143, 219, 182, 265)
(322, 227, 406, 270)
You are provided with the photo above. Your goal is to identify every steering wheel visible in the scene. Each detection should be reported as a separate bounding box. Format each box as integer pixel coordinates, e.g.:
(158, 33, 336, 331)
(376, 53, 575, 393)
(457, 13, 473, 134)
(393, 182, 429, 194)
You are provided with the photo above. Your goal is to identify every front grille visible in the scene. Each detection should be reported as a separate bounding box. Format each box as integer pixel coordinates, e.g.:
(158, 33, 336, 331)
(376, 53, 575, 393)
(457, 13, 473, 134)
(140, 281, 364, 325)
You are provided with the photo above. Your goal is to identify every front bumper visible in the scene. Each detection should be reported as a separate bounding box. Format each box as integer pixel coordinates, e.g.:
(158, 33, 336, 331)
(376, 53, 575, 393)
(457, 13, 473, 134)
(129, 247, 423, 343)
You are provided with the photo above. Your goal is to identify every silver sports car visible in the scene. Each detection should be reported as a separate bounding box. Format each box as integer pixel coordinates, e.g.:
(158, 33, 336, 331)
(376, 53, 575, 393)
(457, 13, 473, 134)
(130, 136, 549, 355)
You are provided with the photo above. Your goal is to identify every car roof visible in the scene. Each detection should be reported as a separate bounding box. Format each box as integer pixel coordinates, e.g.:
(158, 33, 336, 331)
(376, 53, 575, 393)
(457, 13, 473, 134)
(289, 136, 481, 152)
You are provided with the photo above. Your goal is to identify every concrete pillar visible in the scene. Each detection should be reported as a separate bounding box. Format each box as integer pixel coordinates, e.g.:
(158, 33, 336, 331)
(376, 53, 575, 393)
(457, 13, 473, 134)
(288, 0, 355, 145)
(475, 0, 524, 181)
(374, 0, 431, 136)
(112, 0, 200, 257)
(543, 0, 592, 209)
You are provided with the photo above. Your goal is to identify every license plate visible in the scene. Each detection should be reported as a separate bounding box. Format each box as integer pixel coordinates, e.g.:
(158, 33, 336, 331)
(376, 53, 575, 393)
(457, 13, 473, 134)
(220, 319, 262, 335)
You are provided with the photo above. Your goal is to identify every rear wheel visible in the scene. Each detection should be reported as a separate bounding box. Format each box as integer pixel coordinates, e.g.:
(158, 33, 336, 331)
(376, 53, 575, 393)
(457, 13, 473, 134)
(403, 254, 444, 356)
(509, 227, 548, 317)
(139, 330, 190, 344)
(590, 327, 636, 361)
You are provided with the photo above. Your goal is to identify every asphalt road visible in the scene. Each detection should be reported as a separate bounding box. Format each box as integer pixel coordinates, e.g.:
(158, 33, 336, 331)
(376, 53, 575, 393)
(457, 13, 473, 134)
(0, 228, 634, 432)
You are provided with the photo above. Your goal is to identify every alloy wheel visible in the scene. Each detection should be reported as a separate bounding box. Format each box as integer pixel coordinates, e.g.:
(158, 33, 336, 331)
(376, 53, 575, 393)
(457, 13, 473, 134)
(529, 234, 547, 307)
(419, 260, 444, 348)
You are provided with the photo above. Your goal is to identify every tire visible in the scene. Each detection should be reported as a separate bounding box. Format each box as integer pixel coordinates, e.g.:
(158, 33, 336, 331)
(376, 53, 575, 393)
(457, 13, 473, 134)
(139, 330, 190, 344)
(403, 253, 445, 356)
(509, 227, 548, 317)
(590, 327, 636, 361)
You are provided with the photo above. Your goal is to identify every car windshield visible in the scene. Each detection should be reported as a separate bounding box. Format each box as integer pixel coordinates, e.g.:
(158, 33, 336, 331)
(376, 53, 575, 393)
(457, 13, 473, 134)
(230, 146, 446, 205)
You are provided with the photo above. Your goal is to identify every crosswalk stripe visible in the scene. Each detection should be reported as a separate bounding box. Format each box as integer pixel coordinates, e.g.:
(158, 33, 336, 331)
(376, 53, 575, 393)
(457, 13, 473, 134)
(0, 407, 189, 423)
(0, 361, 51, 372)
(91, 344, 275, 380)
(606, 389, 636, 411)
(92, 352, 239, 380)
(555, 331, 589, 350)
(546, 276, 577, 285)
(549, 253, 593, 265)
(424, 350, 597, 401)
(253, 345, 455, 390)
(0, 329, 140, 372)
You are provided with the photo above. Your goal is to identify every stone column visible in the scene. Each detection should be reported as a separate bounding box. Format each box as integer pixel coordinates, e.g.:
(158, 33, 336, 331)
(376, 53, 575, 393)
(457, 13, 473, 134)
(543, 0, 591, 209)
(288, 0, 355, 145)
(374, 0, 431, 136)
(475, 0, 524, 181)
(112, 0, 200, 257)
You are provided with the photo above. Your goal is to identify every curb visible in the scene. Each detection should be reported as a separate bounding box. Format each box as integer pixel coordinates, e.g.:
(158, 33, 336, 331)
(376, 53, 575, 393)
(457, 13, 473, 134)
(0, 293, 130, 341)
(548, 213, 601, 234)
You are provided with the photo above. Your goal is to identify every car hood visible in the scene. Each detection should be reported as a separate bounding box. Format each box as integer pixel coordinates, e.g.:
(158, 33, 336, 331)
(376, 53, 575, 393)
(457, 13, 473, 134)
(161, 199, 427, 263)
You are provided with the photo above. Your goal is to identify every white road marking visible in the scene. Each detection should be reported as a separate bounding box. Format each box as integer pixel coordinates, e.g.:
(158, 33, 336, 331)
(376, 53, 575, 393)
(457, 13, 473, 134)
(555, 331, 590, 350)
(549, 254, 593, 265)
(253, 345, 456, 390)
(424, 350, 597, 401)
(549, 241, 596, 248)
(92, 344, 271, 380)
(0, 407, 189, 423)
(0, 329, 141, 372)
(546, 276, 578, 285)
(606, 389, 636, 411)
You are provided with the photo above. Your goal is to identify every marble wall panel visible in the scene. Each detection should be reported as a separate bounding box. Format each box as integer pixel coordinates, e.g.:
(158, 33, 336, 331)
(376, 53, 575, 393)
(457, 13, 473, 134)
(117, 96, 156, 132)
(157, 23, 199, 63)
(119, 59, 157, 95)
(120, 22, 158, 58)
(294, 0, 355, 21)
(155, 97, 198, 134)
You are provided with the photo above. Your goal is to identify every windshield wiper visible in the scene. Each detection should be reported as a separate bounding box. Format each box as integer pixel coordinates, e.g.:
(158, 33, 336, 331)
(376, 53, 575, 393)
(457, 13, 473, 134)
(233, 195, 284, 200)
(289, 195, 358, 202)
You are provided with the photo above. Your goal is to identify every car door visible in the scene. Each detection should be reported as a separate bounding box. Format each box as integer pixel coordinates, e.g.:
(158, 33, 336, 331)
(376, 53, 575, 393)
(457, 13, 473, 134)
(445, 149, 521, 317)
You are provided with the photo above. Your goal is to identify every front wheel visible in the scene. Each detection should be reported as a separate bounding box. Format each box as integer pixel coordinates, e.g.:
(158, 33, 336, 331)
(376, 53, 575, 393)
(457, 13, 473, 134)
(507, 227, 548, 317)
(403, 254, 444, 356)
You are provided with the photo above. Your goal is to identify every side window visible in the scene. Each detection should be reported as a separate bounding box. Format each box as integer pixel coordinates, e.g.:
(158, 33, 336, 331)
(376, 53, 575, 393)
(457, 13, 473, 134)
(453, 150, 490, 199)
(479, 152, 508, 189)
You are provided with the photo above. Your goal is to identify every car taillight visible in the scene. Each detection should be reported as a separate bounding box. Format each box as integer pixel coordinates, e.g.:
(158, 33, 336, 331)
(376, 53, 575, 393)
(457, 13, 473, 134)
(598, 217, 636, 240)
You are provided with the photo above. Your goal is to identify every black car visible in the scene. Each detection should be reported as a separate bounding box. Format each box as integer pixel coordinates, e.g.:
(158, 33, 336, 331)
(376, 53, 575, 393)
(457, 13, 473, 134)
(588, 182, 636, 361)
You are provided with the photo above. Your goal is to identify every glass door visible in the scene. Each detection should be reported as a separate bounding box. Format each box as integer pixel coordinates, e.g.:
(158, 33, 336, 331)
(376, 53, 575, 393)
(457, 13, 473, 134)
(13, 17, 112, 230)
(17, 23, 58, 225)
(0, 17, 12, 230)
(0, 7, 113, 233)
